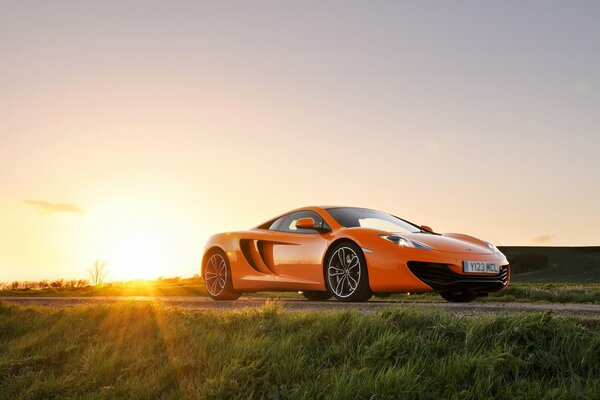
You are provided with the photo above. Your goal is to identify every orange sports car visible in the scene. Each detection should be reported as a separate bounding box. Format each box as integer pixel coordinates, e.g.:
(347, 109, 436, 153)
(201, 206, 510, 302)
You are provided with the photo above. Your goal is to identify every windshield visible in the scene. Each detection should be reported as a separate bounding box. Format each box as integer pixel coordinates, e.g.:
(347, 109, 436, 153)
(326, 207, 421, 234)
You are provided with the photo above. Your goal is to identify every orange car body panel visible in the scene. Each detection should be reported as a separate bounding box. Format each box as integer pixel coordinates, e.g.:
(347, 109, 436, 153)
(202, 206, 510, 294)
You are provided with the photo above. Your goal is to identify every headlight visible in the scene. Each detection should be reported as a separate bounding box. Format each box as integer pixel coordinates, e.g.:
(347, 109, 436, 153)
(379, 235, 432, 250)
(486, 242, 499, 253)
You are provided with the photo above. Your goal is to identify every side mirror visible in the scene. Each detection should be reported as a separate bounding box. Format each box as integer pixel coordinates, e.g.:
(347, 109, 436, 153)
(420, 225, 434, 233)
(295, 217, 316, 229)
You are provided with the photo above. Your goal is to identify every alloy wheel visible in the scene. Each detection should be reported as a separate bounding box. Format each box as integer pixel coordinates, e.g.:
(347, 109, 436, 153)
(205, 253, 227, 297)
(327, 246, 361, 298)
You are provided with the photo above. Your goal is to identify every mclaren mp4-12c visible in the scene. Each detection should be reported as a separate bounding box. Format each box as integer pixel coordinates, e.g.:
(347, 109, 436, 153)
(201, 206, 510, 302)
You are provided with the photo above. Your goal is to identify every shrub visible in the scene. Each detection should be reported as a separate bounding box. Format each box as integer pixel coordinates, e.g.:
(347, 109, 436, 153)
(50, 279, 64, 288)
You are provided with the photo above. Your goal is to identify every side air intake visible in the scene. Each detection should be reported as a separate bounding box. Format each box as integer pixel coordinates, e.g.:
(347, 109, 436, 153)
(239, 239, 275, 274)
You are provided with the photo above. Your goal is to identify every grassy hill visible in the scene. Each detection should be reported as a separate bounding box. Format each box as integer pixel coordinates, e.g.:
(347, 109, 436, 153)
(499, 246, 600, 283)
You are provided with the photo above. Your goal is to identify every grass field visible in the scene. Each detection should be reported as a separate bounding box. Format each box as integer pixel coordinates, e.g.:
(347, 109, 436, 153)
(1, 301, 599, 399)
(486, 283, 600, 304)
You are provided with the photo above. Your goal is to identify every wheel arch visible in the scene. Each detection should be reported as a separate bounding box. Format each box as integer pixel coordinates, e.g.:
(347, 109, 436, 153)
(322, 238, 361, 267)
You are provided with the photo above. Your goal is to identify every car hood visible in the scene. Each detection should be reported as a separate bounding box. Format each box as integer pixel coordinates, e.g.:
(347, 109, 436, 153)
(400, 232, 494, 255)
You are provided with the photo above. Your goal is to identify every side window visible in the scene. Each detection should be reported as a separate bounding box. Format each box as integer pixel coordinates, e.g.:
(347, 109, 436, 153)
(268, 215, 289, 231)
(283, 211, 328, 234)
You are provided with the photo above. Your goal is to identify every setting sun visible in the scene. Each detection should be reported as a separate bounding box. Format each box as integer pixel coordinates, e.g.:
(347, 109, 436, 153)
(83, 192, 206, 281)
(106, 230, 170, 280)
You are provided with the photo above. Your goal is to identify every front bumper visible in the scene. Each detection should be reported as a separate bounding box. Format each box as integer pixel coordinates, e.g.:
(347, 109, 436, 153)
(407, 262, 510, 293)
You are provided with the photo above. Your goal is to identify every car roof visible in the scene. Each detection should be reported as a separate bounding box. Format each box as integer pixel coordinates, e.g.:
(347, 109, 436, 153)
(318, 205, 377, 211)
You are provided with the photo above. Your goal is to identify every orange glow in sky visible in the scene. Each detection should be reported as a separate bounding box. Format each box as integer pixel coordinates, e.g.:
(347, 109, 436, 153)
(1, 2, 599, 281)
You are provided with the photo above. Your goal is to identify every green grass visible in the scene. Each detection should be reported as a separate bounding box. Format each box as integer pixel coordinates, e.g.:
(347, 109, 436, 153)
(486, 283, 600, 304)
(1, 301, 599, 399)
(374, 283, 600, 304)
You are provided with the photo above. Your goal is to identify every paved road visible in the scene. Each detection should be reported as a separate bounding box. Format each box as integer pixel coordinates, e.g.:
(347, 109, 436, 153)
(2, 296, 600, 318)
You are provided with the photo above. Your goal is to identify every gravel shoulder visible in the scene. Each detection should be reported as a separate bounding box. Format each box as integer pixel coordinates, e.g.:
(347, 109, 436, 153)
(2, 296, 600, 318)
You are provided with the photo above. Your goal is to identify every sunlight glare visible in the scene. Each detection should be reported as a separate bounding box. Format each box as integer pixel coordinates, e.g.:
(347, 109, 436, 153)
(107, 230, 170, 280)
(88, 193, 196, 281)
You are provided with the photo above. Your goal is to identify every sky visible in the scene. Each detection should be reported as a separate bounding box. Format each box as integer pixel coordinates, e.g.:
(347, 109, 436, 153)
(1, 1, 599, 281)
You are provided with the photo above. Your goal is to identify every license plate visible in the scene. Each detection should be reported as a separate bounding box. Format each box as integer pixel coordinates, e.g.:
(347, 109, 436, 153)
(463, 261, 499, 274)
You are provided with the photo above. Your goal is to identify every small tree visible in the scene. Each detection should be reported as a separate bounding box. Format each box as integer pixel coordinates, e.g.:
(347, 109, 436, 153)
(88, 260, 109, 286)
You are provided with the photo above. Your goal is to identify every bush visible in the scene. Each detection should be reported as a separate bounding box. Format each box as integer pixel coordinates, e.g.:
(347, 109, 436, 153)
(0, 279, 90, 291)
(50, 279, 64, 288)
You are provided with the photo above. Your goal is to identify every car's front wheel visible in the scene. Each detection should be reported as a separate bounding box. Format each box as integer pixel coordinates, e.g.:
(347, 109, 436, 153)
(204, 250, 241, 300)
(439, 291, 478, 303)
(325, 242, 372, 302)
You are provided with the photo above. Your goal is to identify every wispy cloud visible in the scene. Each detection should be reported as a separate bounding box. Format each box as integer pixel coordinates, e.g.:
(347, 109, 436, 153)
(22, 200, 85, 215)
(530, 234, 554, 244)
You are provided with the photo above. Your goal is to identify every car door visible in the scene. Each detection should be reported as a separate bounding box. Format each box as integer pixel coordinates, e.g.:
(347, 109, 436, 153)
(268, 210, 331, 289)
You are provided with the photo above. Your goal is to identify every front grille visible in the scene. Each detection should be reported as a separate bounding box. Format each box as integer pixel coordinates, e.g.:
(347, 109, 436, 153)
(407, 261, 509, 292)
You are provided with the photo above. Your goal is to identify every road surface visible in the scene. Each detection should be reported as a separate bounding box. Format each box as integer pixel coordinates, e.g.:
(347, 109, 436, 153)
(1, 296, 600, 318)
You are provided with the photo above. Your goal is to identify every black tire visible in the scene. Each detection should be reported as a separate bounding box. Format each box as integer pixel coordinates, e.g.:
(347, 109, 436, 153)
(324, 241, 372, 302)
(439, 291, 478, 303)
(302, 291, 333, 301)
(203, 250, 241, 300)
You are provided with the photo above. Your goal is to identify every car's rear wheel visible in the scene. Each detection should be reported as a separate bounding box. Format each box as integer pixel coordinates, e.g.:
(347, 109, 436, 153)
(325, 242, 372, 302)
(302, 291, 332, 301)
(204, 251, 241, 300)
(439, 291, 478, 303)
